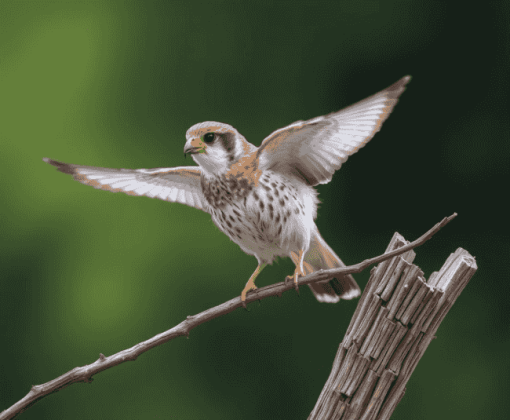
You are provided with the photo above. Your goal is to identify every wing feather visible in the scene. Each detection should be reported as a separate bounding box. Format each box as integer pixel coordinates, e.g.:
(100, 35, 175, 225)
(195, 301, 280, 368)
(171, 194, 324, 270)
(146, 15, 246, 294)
(43, 158, 208, 212)
(257, 76, 411, 185)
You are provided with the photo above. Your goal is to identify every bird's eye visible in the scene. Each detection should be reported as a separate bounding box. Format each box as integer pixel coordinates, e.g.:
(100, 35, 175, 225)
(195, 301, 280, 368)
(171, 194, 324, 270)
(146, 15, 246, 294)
(203, 132, 215, 143)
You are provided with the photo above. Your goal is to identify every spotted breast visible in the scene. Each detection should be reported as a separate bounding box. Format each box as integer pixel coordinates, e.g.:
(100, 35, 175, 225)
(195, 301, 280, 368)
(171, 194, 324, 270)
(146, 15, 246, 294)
(200, 170, 319, 265)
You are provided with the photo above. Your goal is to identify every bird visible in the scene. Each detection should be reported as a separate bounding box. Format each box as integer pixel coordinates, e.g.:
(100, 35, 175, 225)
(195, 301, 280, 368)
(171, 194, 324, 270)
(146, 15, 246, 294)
(44, 75, 410, 306)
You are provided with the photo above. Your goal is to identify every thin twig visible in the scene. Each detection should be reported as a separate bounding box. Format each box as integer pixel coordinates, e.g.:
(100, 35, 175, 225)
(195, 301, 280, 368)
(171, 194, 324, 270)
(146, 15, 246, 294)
(0, 213, 456, 420)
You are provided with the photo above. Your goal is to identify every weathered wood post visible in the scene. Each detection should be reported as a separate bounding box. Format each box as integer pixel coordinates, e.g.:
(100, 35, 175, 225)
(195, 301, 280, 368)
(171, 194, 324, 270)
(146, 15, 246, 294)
(309, 232, 477, 420)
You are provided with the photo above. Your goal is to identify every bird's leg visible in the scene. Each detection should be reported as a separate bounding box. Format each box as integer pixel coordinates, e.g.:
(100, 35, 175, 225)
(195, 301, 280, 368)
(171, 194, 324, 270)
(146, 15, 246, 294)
(286, 249, 305, 295)
(241, 263, 267, 308)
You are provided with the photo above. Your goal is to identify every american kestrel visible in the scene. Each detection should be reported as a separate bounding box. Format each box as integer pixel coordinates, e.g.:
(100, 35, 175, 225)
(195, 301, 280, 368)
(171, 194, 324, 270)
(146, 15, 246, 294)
(44, 76, 410, 305)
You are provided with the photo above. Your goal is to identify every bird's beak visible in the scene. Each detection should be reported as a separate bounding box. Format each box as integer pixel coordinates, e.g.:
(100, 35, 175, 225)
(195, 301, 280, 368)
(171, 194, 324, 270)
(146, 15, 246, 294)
(184, 137, 206, 157)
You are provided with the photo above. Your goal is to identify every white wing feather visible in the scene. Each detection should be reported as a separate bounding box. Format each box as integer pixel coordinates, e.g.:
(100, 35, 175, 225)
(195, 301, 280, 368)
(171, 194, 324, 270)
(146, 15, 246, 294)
(43, 158, 208, 212)
(257, 76, 411, 186)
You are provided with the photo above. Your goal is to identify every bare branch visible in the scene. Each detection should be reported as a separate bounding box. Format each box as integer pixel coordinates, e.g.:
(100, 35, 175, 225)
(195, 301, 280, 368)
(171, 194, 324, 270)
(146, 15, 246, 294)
(297, 212, 457, 287)
(0, 214, 456, 420)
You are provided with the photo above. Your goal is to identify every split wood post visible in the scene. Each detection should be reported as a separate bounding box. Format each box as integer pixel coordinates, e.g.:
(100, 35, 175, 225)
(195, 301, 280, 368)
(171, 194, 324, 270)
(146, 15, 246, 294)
(308, 232, 477, 420)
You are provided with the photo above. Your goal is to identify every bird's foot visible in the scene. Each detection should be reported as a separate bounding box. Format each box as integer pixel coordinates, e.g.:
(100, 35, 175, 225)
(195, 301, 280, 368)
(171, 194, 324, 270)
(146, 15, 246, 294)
(241, 281, 258, 310)
(285, 271, 302, 296)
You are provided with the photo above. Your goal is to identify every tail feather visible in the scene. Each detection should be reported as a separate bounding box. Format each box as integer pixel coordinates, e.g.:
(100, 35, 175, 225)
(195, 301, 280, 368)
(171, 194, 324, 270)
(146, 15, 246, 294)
(299, 227, 361, 303)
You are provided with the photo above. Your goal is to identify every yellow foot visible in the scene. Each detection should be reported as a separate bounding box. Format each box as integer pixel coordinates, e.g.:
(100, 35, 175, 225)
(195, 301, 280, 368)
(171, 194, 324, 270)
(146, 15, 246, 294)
(285, 270, 303, 296)
(241, 282, 258, 309)
(240, 263, 266, 309)
(241, 284, 257, 301)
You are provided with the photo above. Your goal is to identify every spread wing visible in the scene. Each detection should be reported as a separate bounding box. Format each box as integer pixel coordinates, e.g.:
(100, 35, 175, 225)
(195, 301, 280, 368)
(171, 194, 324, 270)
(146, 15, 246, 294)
(256, 76, 411, 186)
(43, 158, 208, 211)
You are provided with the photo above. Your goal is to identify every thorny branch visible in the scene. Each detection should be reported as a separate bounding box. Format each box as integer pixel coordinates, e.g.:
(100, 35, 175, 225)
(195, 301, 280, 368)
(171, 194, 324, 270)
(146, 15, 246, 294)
(0, 213, 457, 420)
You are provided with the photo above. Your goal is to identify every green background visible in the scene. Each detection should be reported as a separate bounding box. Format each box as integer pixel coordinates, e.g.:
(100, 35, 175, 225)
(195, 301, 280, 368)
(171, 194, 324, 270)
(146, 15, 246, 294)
(1, 1, 508, 419)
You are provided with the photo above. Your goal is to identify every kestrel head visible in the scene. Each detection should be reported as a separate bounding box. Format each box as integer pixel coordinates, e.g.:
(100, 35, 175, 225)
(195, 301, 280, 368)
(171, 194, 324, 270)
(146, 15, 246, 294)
(184, 121, 255, 175)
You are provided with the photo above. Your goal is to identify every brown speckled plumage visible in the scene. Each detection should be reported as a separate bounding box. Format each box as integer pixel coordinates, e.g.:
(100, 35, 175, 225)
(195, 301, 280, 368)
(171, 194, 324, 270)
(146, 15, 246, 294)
(44, 76, 411, 303)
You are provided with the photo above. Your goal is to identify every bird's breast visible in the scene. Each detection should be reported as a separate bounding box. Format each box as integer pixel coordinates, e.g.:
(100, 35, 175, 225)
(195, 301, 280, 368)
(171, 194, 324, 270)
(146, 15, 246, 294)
(202, 172, 317, 263)
(200, 173, 253, 209)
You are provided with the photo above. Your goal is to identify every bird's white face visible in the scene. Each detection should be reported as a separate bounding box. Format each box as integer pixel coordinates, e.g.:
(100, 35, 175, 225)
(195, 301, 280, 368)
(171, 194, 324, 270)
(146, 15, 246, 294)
(184, 121, 248, 176)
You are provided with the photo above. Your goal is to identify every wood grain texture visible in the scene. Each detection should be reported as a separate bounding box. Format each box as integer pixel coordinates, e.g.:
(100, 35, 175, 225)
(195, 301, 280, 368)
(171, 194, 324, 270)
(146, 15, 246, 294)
(308, 232, 477, 420)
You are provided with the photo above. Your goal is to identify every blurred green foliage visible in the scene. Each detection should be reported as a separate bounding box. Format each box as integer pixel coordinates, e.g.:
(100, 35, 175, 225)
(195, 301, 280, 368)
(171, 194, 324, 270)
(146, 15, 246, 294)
(0, 1, 508, 419)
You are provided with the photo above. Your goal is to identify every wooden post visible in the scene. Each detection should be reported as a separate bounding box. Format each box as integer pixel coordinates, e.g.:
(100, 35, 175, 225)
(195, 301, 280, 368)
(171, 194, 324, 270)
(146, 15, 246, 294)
(308, 232, 477, 420)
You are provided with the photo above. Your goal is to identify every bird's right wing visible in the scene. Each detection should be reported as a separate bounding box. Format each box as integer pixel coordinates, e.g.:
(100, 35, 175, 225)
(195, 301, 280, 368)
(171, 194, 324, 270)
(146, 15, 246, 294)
(43, 158, 208, 212)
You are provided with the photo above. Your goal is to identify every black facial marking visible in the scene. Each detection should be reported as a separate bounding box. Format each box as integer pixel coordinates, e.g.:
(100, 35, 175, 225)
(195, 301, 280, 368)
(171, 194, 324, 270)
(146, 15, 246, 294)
(219, 132, 238, 165)
(220, 132, 232, 150)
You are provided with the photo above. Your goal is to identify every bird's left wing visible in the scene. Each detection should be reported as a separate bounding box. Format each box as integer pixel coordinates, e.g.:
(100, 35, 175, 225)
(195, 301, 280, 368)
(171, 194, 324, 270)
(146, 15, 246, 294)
(256, 76, 411, 186)
(43, 158, 208, 212)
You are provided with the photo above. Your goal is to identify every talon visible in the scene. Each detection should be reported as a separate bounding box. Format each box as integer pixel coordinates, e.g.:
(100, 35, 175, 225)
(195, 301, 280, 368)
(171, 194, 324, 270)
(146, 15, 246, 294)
(240, 263, 265, 310)
(287, 249, 305, 297)
(241, 283, 258, 310)
(285, 272, 302, 295)
(294, 272, 301, 295)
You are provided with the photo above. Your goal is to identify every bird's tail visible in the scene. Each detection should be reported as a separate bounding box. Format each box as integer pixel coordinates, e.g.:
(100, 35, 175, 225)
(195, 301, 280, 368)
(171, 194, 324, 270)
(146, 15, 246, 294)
(292, 227, 361, 303)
